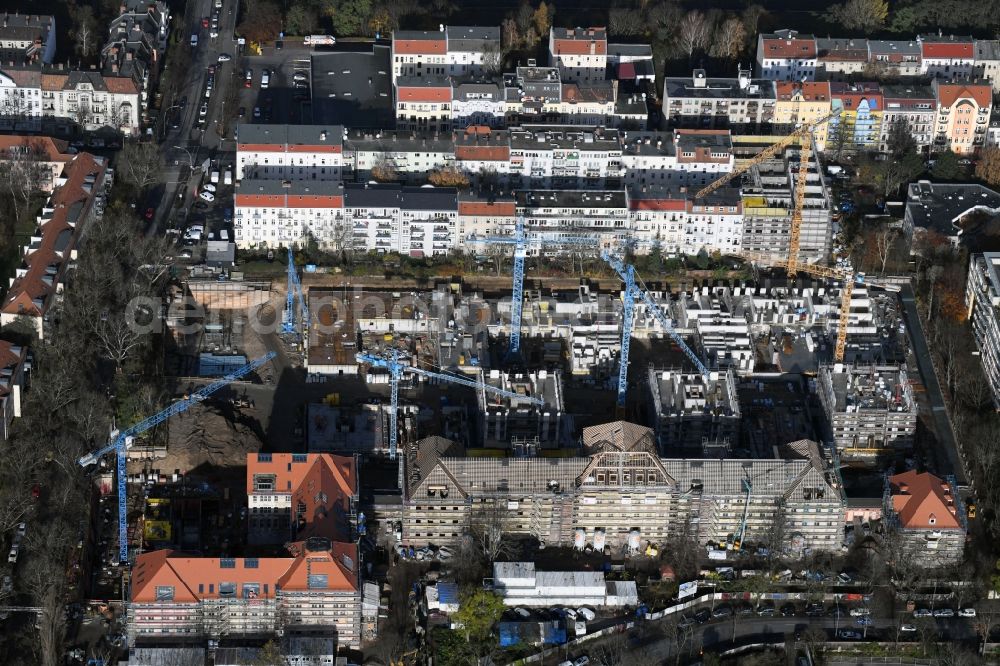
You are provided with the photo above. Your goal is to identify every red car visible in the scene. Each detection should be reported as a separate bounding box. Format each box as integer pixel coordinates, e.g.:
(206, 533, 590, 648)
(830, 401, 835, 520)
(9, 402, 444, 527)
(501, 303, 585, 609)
(244, 78, 252, 88)
(30, 483, 40, 500)
(201, 17, 209, 28)
(144, 207, 155, 221)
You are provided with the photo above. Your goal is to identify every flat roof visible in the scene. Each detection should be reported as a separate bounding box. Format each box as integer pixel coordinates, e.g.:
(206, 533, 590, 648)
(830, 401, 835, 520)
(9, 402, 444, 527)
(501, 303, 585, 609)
(510, 125, 620, 151)
(664, 74, 775, 101)
(311, 46, 392, 129)
(344, 128, 454, 153)
(236, 123, 345, 147)
(905, 181, 1000, 236)
(517, 189, 628, 209)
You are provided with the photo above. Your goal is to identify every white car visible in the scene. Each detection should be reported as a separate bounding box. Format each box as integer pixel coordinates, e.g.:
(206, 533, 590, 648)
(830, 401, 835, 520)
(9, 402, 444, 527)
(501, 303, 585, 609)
(293, 72, 309, 82)
(16, 523, 26, 538)
(900, 624, 917, 632)
(512, 607, 531, 619)
(959, 608, 977, 618)
(561, 607, 577, 620)
(217, 53, 232, 62)
(7, 544, 18, 564)
(934, 608, 955, 618)
(849, 608, 870, 617)
(198, 190, 215, 202)
(913, 608, 933, 618)
(201, 184, 217, 193)
(573, 658, 590, 666)
(575, 607, 596, 621)
(199, 103, 208, 118)
(436, 546, 453, 560)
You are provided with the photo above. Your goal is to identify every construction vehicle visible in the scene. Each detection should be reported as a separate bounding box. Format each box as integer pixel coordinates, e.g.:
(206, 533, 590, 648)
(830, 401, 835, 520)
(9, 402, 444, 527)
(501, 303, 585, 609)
(78, 353, 276, 564)
(469, 217, 599, 358)
(601, 249, 710, 408)
(356, 350, 544, 459)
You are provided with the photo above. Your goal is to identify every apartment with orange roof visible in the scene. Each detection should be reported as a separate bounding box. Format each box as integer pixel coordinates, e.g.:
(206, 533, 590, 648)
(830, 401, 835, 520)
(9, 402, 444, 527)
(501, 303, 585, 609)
(0, 152, 106, 338)
(756, 29, 818, 81)
(0, 134, 73, 192)
(390, 26, 499, 84)
(129, 537, 363, 647)
(246, 452, 358, 545)
(394, 76, 453, 133)
(885, 470, 966, 564)
(932, 80, 992, 155)
(773, 81, 832, 151)
(549, 27, 608, 84)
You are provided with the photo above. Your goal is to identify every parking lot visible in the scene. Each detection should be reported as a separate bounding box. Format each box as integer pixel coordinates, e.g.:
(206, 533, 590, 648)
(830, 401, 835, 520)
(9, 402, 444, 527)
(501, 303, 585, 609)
(234, 42, 314, 126)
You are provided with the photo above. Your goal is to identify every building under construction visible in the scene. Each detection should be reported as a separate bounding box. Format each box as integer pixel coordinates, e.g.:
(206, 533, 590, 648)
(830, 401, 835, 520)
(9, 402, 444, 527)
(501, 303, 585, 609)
(817, 363, 917, 463)
(477, 369, 565, 449)
(647, 368, 740, 454)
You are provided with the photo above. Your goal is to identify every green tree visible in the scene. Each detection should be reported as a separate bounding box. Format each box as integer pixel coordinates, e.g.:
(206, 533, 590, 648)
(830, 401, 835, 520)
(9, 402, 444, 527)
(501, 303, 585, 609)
(251, 640, 284, 666)
(324, 0, 374, 37)
(887, 117, 917, 159)
(932, 150, 963, 181)
(285, 0, 320, 35)
(693, 247, 710, 270)
(452, 588, 505, 645)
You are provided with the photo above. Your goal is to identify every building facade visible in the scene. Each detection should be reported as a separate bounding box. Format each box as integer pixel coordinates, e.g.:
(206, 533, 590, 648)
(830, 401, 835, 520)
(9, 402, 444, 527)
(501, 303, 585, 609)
(663, 69, 776, 131)
(756, 30, 818, 81)
(885, 470, 966, 566)
(772, 82, 832, 151)
(966, 252, 1000, 407)
(548, 27, 607, 84)
(932, 80, 992, 155)
(235, 124, 345, 181)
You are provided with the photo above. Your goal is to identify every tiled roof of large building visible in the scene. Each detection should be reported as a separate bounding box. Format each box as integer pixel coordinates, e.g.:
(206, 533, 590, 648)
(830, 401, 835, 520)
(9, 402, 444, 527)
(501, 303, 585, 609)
(760, 30, 817, 59)
(2, 153, 104, 319)
(776, 81, 831, 102)
(889, 470, 961, 529)
(935, 81, 992, 108)
(551, 27, 608, 55)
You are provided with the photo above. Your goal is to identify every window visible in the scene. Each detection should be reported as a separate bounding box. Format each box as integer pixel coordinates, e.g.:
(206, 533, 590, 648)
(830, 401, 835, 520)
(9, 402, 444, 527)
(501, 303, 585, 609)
(257, 452, 272, 462)
(155, 586, 174, 601)
(293, 453, 308, 463)
(243, 583, 261, 599)
(220, 558, 236, 568)
(307, 574, 328, 589)
(219, 582, 237, 598)
(244, 558, 259, 569)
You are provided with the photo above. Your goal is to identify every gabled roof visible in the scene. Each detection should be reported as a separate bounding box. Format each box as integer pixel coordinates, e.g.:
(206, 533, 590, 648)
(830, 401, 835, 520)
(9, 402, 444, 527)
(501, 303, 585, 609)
(132, 543, 360, 603)
(551, 27, 607, 56)
(760, 30, 817, 59)
(935, 81, 992, 108)
(921, 39, 974, 59)
(246, 453, 356, 542)
(889, 470, 961, 529)
(582, 421, 655, 454)
(775, 81, 831, 102)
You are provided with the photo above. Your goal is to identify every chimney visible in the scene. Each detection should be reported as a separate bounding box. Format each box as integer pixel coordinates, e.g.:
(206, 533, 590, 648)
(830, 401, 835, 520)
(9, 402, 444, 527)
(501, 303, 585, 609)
(692, 69, 707, 88)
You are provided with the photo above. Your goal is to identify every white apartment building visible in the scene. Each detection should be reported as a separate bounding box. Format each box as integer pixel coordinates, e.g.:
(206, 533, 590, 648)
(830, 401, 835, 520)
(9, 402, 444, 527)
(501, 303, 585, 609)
(548, 27, 607, 84)
(456, 193, 516, 241)
(663, 69, 776, 131)
(395, 76, 452, 133)
(452, 81, 506, 128)
(390, 26, 500, 83)
(344, 183, 458, 256)
(756, 30, 818, 81)
(233, 179, 345, 249)
(974, 40, 1000, 92)
(508, 125, 623, 189)
(0, 66, 141, 134)
(620, 129, 733, 189)
(235, 124, 345, 181)
(342, 129, 452, 184)
(628, 185, 743, 256)
(919, 36, 975, 79)
(517, 189, 630, 249)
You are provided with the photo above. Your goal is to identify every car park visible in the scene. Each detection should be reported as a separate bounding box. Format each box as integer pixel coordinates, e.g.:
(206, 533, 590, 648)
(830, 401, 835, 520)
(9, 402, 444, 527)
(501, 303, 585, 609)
(959, 608, 977, 618)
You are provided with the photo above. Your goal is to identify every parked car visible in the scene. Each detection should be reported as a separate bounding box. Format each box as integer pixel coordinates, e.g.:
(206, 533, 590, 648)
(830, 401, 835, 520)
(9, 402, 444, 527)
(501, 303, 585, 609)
(198, 191, 215, 202)
(199, 103, 208, 118)
(736, 603, 754, 616)
(838, 630, 862, 640)
(711, 605, 732, 618)
(261, 70, 270, 88)
(561, 607, 577, 620)
(7, 544, 18, 564)
(436, 546, 453, 560)
(190, 34, 198, 47)
(201, 17, 209, 27)
(855, 617, 873, 627)
(838, 572, 853, 583)
(572, 657, 589, 666)
(780, 603, 796, 617)
(933, 608, 955, 618)
(294, 72, 308, 81)
(576, 607, 596, 621)
(900, 624, 917, 632)
(678, 615, 695, 630)
(238, 106, 246, 118)
(693, 609, 711, 623)
(512, 607, 531, 619)
(849, 608, 870, 617)
(201, 183, 217, 193)
(913, 608, 933, 618)
(253, 106, 261, 118)
(959, 608, 977, 618)
(218, 53, 232, 62)
(757, 604, 776, 617)
(16, 523, 26, 538)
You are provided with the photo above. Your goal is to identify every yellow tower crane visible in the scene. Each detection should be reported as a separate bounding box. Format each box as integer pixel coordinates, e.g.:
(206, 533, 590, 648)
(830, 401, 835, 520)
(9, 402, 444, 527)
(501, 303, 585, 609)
(694, 112, 861, 358)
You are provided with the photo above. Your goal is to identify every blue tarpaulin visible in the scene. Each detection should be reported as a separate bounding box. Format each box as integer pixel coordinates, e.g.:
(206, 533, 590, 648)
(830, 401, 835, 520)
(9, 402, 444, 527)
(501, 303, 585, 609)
(498, 622, 540, 647)
(437, 582, 459, 605)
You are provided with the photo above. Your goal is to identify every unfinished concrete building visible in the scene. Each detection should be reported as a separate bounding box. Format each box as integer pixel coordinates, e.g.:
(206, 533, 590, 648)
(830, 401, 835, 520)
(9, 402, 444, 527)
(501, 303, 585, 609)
(818, 364, 917, 463)
(735, 137, 832, 264)
(675, 289, 756, 374)
(647, 368, 740, 453)
(477, 369, 564, 449)
(400, 422, 845, 553)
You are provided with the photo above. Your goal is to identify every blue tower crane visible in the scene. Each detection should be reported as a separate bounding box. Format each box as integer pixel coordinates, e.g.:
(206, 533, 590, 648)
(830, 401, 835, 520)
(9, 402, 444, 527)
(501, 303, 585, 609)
(473, 217, 599, 358)
(602, 249, 709, 407)
(288, 248, 309, 332)
(356, 351, 545, 459)
(78, 352, 277, 564)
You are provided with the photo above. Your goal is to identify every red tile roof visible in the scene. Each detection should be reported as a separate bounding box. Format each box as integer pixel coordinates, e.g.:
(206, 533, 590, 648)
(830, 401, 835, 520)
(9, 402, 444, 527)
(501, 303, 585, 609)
(105, 76, 139, 94)
(551, 27, 607, 56)
(761, 37, 817, 59)
(936, 82, 992, 109)
(889, 470, 961, 530)
(393, 38, 447, 55)
(2, 153, 103, 319)
(396, 86, 450, 103)
(247, 453, 356, 542)
(776, 81, 831, 102)
(922, 42, 973, 59)
(455, 145, 509, 161)
(458, 200, 516, 216)
(131, 543, 359, 603)
(629, 198, 686, 212)
(0, 135, 70, 163)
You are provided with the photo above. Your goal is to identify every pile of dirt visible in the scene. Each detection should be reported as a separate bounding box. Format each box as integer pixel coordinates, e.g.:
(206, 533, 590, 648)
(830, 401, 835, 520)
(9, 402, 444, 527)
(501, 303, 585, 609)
(161, 404, 264, 470)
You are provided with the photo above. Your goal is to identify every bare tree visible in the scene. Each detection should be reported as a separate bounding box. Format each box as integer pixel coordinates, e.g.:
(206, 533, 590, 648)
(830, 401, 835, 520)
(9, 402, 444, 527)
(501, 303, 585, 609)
(0, 138, 46, 221)
(608, 8, 644, 37)
(677, 11, 712, 61)
(73, 100, 93, 130)
(72, 5, 98, 60)
(92, 312, 144, 372)
(481, 41, 510, 77)
(23, 522, 71, 666)
(875, 226, 897, 274)
(591, 630, 629, 666)
(119, 141, 163, 192)
(712, 16, 747, 62)
(467, 499, 515, 562)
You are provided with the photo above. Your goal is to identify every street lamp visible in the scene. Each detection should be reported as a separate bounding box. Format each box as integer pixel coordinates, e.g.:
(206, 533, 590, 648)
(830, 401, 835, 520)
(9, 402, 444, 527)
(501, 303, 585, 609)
(173, 144, 198, 171)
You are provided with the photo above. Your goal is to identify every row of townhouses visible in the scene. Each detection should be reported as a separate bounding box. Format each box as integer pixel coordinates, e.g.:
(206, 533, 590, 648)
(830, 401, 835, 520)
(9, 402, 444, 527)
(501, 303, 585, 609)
(233, 123, 832, 261)
(662, 69, 993, 155)
(0, 0, 168, 135)
(389, 26, 653, 132)
(756, 29, 1000, 87)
